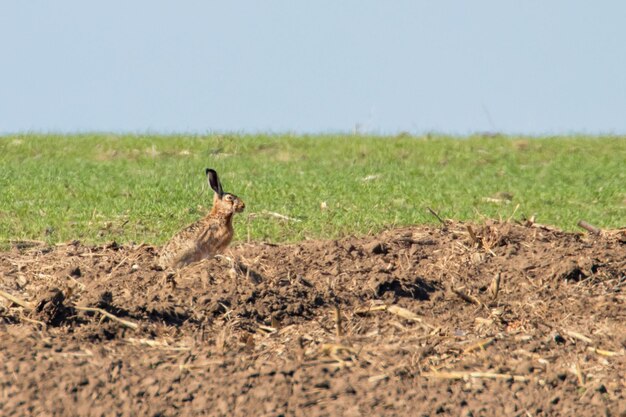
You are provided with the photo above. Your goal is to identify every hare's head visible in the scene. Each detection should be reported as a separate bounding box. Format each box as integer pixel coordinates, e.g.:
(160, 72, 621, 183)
(206, 168, 245, 215)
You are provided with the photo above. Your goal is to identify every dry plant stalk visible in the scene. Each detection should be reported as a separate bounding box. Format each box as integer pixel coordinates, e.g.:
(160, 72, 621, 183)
(355, 304, 433, 328)
(577, 220, 601, 235)
(386, 305, 424, 322)
(450, 287, 482, 307)
(474, 317, 494, 326)
(564, 330, 593, 344)
(126, 338, 190, 351)
(0, 290, 34, 310)
(368, 374, 389, 383)
(426, 207, 446, 226)
(463, 338, 495, 354)
(354, 304, 387, 315)
(466, 225, 480, 247)
(488, 273, 501, 300)
(108, 256, 128, 276)
(216, 329, 227, 354)
(506, 204, 521, 223)
(422, 370, 529, 382)
(19, 314, 47, 329)
(335, 305, 344, 337)
(587, 347, 623, 357)
(320, 343, 356, 356)
(74, 306, 138, 330)
(258, 325, 277, 334)
(54, 350, 94, 358)
(320, 343, 356, 363)
(523, 215, 536, 227)
(249, 210, 302, 222)
(572, 360, 585, 386)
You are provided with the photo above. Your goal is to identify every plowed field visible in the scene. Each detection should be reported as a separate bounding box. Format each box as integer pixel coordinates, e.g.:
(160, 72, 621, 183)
(1, 221, 625, 416)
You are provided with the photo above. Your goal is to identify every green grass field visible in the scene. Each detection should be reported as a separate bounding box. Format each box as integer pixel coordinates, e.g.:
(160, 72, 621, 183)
(0, 134, 624, 247)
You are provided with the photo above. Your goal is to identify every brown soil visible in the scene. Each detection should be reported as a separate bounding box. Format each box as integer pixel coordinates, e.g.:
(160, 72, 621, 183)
(1, 221, 625, 417)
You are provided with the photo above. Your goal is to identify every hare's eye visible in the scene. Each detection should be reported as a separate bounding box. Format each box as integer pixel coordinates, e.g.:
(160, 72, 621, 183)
(224, 195, 233, 202)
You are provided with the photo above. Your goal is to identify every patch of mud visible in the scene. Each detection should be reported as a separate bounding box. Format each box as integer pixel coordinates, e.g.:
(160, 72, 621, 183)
(1, 221, 625, 416)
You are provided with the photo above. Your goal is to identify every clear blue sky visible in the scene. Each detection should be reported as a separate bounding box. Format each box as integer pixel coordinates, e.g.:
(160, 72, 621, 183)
(1, 1, 625, 135)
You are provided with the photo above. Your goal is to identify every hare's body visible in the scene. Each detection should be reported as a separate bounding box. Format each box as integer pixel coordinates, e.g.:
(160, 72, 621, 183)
(159, 210, 233, 269)
(159, 169, 245, 270)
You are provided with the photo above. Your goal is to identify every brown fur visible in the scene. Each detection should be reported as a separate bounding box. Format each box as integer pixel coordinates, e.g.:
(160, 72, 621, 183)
(159, 171, 245, 269)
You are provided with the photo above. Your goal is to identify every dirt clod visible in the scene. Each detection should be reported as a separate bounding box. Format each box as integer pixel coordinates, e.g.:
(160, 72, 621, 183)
(364, 241, 388, 254)
(34, 287, 68, 325)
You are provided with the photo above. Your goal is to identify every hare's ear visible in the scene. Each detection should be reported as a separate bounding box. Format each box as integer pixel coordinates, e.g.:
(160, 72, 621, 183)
(206, 168, 224, 197)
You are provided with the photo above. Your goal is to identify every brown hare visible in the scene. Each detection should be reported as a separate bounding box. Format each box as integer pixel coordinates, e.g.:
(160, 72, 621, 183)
(159, 168, 245, 269)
